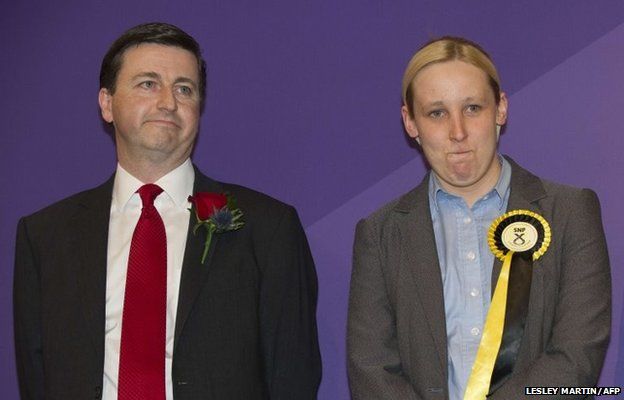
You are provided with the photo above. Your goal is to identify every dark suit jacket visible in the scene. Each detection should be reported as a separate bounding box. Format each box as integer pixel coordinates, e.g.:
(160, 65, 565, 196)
(347, 158, 611, 400)
(14, 167, 321, 400)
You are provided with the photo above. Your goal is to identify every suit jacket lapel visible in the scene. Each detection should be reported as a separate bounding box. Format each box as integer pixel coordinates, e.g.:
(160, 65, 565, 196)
(75, 175, 114, 365)
(173, 167, 224, 350)
(394, 176, 448, 374)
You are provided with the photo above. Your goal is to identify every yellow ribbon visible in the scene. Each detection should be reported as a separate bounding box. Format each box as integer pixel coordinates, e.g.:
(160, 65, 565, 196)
(463, 251, 513, 400)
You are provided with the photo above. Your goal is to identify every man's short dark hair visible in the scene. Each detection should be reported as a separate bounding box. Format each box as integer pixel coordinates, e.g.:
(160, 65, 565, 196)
(100, 22, 207, 106)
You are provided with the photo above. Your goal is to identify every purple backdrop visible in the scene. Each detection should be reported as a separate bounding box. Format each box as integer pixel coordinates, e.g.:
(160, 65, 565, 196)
(2, 2, 623, 398)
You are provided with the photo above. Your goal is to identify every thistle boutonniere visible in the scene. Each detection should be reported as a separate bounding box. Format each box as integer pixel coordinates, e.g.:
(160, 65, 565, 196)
(188, 192, 244, 263)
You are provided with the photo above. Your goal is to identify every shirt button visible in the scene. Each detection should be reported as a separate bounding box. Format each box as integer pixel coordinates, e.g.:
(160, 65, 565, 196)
(471, 327, 480, 336)
(470, 288, 479, 297)
(467, 251, 476, 261)
(463, 217, 472, 224)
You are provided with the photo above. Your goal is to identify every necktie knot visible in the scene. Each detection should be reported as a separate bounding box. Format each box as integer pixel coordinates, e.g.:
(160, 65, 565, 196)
(138, 184, 163, 208)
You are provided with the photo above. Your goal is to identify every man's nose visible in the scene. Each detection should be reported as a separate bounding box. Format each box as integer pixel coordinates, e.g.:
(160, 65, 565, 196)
(157, 88, 178, 112)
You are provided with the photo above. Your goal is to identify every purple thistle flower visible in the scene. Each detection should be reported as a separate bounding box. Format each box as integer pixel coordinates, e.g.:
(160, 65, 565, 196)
(212, 208, 233, 230)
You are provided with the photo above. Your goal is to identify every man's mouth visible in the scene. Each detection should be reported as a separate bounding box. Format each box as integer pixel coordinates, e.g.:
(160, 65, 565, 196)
(145, 119, 180, 128)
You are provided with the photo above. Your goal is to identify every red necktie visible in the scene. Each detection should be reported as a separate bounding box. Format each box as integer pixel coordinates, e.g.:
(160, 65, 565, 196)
(118, 184, 167, 400)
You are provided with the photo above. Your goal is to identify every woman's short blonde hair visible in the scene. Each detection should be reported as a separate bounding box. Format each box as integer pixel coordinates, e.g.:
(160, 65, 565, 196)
(402, 36, 501, 117)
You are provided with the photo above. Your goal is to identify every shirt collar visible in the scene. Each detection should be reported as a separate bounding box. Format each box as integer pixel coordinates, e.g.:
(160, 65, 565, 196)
(428, 155, 511, 211)
(112, 158, 195, 210)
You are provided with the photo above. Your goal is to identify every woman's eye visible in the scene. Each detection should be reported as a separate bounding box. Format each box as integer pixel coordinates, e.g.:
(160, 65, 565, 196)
(429, 110, 444, 118)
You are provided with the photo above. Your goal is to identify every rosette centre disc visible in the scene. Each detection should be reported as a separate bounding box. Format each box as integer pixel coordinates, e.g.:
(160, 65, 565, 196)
(501, 222, 538, 252)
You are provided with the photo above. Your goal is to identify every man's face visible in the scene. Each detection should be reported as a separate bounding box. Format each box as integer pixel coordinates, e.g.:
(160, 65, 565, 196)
(401, 60, 508, 198)
(99, 43, 201, 167)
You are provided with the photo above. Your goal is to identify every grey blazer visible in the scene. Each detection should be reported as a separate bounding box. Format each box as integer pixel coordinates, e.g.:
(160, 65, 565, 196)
(347, 157, 610, 400)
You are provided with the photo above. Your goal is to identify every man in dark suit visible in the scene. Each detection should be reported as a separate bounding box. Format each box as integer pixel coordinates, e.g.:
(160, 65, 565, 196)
(347, 37, 610, 399)
(14, 22, 321, 400)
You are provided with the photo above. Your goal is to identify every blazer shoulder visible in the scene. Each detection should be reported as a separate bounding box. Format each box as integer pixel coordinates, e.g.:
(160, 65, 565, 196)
(20, 177, 113, 228)
(506, 156, 601, 210)
(540, 177, 598, 199)
(218, 182, 297, 223)
(358, 179, 429, 229)
(360, 197, 402, 227)
(540, 179, 603, 223)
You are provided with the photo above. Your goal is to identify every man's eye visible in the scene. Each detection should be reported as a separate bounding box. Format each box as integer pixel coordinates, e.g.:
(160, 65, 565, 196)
(176, 86, 193, 96)
(139, 81, 155, 89)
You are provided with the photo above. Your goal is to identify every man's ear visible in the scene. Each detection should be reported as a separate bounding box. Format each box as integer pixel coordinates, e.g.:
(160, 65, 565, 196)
(496, 92, 508, 126)
(401, 105, 420, 144)
(98, 88, 114, 123)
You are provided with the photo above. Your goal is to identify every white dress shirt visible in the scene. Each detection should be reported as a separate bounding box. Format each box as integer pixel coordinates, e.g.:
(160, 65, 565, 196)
(102, 159, 194, 400)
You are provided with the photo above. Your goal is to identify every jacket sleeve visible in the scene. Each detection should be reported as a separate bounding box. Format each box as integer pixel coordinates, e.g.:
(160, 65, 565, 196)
(347, 218, 421, 400)
(259, 206, 322, 399)
(14, 217, 45, 400)
(490, 189, 611, 399)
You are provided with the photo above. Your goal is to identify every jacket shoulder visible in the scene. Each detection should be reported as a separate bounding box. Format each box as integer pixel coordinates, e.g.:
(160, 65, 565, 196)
(20, 178, 113, 228)
(216, 182, 300, 234)
(506, 155, 599, 203)
(538, 178, 602, 221)
(540, 177, 596, 198)
(358, 180, 428, 229)
(360, 197, 402, 227)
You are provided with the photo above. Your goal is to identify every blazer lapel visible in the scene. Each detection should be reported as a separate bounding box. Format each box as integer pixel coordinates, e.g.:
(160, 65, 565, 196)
(394, 177, 448, 374)
(75, 176, 114, 364)
(173, 167, 224, 349)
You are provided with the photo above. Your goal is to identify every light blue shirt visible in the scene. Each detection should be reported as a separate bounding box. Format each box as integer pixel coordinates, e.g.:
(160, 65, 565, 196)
(428, 156, 511, 400)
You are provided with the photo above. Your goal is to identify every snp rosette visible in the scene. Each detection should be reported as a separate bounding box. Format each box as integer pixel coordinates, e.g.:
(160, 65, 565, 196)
(488, 209, 551, 261)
